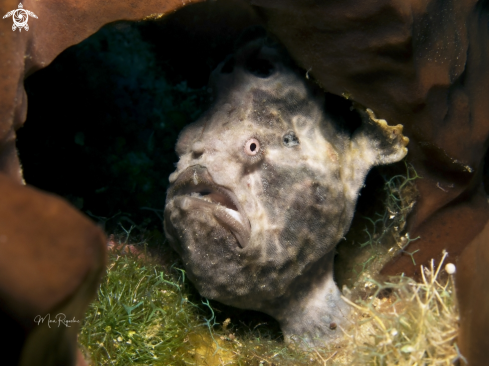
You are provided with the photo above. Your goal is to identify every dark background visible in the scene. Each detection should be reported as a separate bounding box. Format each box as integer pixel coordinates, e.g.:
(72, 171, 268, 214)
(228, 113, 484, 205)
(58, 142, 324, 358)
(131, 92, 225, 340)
(18, 1, 262, 237)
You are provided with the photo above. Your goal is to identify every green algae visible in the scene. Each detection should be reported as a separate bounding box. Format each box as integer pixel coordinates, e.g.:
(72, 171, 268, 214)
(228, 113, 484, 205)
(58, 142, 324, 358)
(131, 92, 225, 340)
(79, 244, 461, 366)
(78, 246, 320, 365)
(79, 251, 198, 365)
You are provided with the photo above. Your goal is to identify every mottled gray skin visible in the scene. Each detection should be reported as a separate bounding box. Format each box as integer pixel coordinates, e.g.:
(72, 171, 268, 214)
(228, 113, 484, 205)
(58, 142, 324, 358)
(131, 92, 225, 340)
(164, 39, 408, 346)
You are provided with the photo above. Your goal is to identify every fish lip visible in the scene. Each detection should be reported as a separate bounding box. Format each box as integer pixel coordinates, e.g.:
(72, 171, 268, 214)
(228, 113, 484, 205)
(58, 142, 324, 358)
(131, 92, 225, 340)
(167, 165, 251, 248)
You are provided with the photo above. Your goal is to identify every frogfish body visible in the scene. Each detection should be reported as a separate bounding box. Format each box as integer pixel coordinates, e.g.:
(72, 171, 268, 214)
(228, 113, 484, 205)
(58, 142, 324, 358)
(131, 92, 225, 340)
(164, 36, 408, 345)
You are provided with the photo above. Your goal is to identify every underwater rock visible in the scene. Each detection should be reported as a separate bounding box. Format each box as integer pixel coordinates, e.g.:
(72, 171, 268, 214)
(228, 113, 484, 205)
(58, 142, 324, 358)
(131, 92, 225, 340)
(164, 38, 409, 345)
(249, 0, 489, 279)
(0, 1, 201, 365)
(0, 174, 106, 366)
(456, 220, 489, 365)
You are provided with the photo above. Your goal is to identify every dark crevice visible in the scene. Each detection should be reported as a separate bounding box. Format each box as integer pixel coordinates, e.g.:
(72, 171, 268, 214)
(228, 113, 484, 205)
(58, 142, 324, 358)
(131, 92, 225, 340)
(245, 54, 275, 78)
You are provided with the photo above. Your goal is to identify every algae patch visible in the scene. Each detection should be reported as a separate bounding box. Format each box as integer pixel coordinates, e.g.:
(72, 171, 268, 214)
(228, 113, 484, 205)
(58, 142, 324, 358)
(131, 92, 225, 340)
(340, 251, 463, 365)
(78, 247, 317, 365)
(79, 247, 462, 366)
(79, 163, 462, 365)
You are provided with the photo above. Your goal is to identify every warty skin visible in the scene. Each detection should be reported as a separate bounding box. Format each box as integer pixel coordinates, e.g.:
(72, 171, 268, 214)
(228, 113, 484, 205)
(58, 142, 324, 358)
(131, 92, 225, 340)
(164, 38, 408, 345)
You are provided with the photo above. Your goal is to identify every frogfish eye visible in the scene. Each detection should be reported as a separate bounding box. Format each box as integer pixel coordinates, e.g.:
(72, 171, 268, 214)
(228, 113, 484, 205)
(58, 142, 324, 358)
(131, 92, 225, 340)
(244, 138, 260, 156)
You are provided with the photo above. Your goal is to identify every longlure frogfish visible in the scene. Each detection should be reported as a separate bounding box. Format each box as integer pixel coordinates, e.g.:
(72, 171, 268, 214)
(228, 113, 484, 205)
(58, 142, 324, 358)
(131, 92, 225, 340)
(164, 36, 409, 346)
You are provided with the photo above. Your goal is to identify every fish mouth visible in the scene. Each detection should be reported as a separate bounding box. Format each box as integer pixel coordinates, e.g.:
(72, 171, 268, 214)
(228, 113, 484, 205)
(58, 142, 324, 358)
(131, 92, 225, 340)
(167, 165, 251, 248)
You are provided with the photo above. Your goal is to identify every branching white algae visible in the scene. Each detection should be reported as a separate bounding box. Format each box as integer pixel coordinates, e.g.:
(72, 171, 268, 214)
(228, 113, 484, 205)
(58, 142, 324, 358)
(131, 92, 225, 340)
(338, 251, 462, 366)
